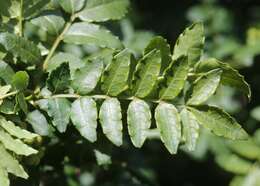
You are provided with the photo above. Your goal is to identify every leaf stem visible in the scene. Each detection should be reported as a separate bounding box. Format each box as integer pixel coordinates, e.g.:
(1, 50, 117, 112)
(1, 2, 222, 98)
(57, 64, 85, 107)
(0, 91, 18, 100)
(42, 15, 76, 70)
(42, 94, 162, 103)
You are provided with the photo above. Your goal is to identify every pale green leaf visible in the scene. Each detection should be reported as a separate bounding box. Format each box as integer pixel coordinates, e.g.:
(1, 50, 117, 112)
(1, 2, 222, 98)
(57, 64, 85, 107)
(63, 22, 122, 49)
(132, 50, 161, 98)
(0, 117, 38, 140)
(216, 153, 252, 174)
(155, 102, 181, 154)
(195, 58, 251, 99)
(144, 36, 171, 73)
(30, 11, 65, 35)
(187, 69, 222, 105)
(188, 105, 248, 140)
(11, 71, 29, 91)
(101, 49, 131, 96)
(0, 166, 9, 186)
(99, 98, 122, 146)
(58, 0, 86, 14)
(243, 168, 260, 186)
(71, 59, 103, 95)
(26, 110, 50, 136)
(71, 97, 97, 142)
(180, 108, 200, 151)
(78, 0, 129, 22)
(173, 22, 204, 65)
(0, 85, 11, 105)
(41, 98, 71, 133)
(127, 99, 151, 148)
(0, 33, 41, 64)
(159, 55, 189, 100)
(0, 60, 14, 84)
(0, 129, 38, 156)
(0, 143, 28, 179)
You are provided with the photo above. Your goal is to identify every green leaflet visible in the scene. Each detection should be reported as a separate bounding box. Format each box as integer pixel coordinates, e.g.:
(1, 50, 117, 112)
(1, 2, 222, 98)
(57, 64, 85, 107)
(23, 0, 51, 19)
(187, 69, 222, 105)
(0, 61, 14, 84)
(63, 22, 123, 49)
(16, 93, 28, 114)
(243, 168, 260, 186)
(0, 144, 28, 179)
(251, 106, 260, 121)
(0, 166, 9, 186)
(155, 102, 181, 154)
(71, 59, 103, 95)
(188, 105, 248, 140)
(127, 99, 151, 148)
(46, 52, 84, 77)
(11, 71, 29, 91)
(159, 55, 189, 100)
(132, 50, 161, 98)
(58, 0, 86, 14)
(0, 117, 38, 140)
(227, 140, 260, 160)
(30, 10, 65, 36)
(101, 49, 131, 96)
(144, 36, 171, 74)
(0, 33, 41, 64)
(180, 108, 200, 151)
(47, 63, 70, 93)
(70, 97, 97, 142)
(0, 129, 38, 156)
(99, 98, 123, 146)
(216, 153, 252, 174)
(172, 22, 204, 65)
(86, 48, 115, 67)
(78, 0, 129, 22)
(26, 110, 50, 136)
(195, 58, 251, 99)
(41, 98, 71, 133)
(0, 85, 11, 105)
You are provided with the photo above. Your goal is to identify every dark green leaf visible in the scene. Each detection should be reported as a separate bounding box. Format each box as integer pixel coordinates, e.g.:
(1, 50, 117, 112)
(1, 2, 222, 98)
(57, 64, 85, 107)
(47, 63, 70, 93)
(16, 93, 28, 114)
(195, 58, 251, 99)
(0, 33, 41, 64)
(11, 71, 29, 91)
(101, 49, 131, 96)
(188, 105, 248, 140)
(132, 50, 161, 98)
(173, 22, 204, 65)
(144, 36, 171, 73)
(159, 55, 189, 100)
(58, 0, 86, 14)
